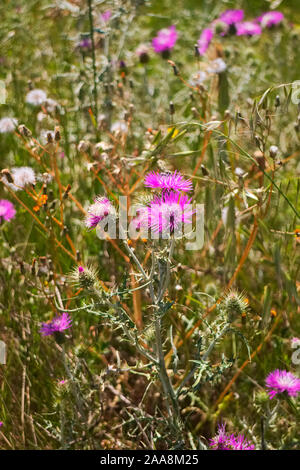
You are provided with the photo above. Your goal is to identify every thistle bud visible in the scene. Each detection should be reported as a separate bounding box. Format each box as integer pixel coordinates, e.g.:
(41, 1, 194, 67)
(222, 291, 249, 323)
(169, 101, 175, 115)
(275, 95, 280, 108)
(201, 164, 209, 176)
(70, 265, 98, 291)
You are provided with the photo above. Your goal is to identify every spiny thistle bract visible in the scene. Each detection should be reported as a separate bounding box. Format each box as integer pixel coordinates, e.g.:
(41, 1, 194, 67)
(221, 290, 249, 323)
(69, 265, 99, 291)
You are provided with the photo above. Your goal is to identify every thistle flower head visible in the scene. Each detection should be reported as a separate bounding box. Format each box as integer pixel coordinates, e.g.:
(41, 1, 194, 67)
(265, 369, 300, 399)
(152, 25, 178, 53)
(4, 166, 36, 191)
(85, 196, 116, 229)
(144, 170, 193, 192)
(207, 58, 227, 74)
(190, 70, 207, 86)
(0, 199, 16, 222)
(40, 313, 72, 336)
(148, 191, 195, 237)
(0, 117, 18, 133)
(236, 21, 262, 36)
(258, 11, 284, 28)
(210, 424, 255, 450)
(197, 28, 213, 56)
(25, 89, 47, 106)
(101, 10, 111, 23)
(219, 9, 244, 25)
(111, 121, 128, 135)
(69, 264, 98, 290)
(222, 290, 248, 322)
(291, 337, 300, 346)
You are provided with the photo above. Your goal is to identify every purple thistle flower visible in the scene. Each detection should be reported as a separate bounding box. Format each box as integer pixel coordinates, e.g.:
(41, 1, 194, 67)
(0, 421, 3, 428)
(258, 11, 284, 28)
(152, 25, 178, 53)
(101, 10, 111, 23)
(85, 196, 116, 229)
(148, 191, 195, 237)
(144, 170, 193, 192)
(265, 369, 300, 399)
(0, 199, 16, 222)
(78, 38, 92, 50)
(40, 313, 72, 336)
(210, 424, 255, 450)
(291, 337, 300, 346)
(197, 28, 213, 56)
(236, 21, 262, 36)
(219, 9, 244, 25)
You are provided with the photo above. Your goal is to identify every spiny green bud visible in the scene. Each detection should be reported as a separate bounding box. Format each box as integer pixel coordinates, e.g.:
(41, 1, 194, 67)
(222, 290, 249, 323)
(255, 390, 269, 405)
(205, 282, 217, 296)
(70, 265, 98, 290)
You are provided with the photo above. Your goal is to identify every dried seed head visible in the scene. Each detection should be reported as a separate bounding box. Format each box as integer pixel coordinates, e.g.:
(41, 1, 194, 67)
(269, 145, 279, 159)
(201, 164, 209, 176)
(78, 140, 89, 153)
(18, 124, 32, 137)
(1, 169, 14, 183)
(54, 126, 61, 141)
(47, 131, 53, 144)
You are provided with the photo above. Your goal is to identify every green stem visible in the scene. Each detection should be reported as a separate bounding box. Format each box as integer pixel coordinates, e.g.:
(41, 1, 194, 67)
(87, 0, 98, 123)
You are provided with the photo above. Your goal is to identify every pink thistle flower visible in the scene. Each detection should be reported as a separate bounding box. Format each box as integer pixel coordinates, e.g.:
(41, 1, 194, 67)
(78, 266, 84, 273)
(291, 337, 300, 346)
(152, 25, 178, 53)
(258, 11, 284, 28)
(40, 313, 72, 336)
(266, 369, 300, 399)
(236, 21, 262, 36)
(85, 196, 116, 229)
(219, 9, 244, 25)
(210, 424, 255, 450)
(197, 28, 213, 56)
(0, 199, 16, 222)
(144, 170, 193, 192)
(148, 191, 195, 237)
(101, 10, 111, 23)
(78, 38, 92, 50)
(0, 421, 3, 427)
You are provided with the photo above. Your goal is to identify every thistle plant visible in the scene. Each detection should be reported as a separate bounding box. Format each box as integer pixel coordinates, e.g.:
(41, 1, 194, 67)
(0, 0, 299, 451)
